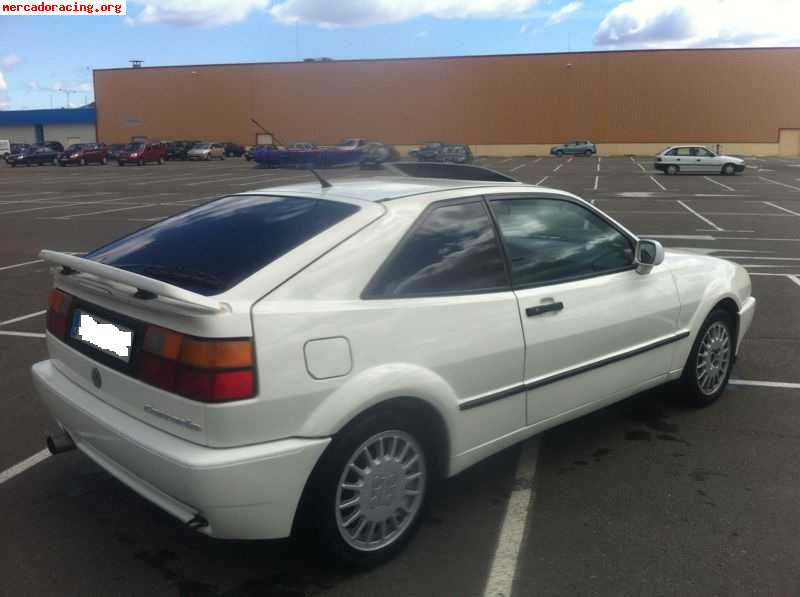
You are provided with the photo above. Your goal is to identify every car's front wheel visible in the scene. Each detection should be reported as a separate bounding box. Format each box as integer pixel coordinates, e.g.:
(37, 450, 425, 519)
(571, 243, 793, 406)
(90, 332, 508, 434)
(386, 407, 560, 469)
(304, 409, 430, 567)
(681, 309, 735, 407)
(722, 163, 736, 175)
(584, 149, 592, 156)
(555, 150, 564, 157)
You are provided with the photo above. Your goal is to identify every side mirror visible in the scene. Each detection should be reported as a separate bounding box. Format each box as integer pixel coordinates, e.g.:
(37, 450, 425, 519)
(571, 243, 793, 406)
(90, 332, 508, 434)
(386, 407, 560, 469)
(635, 239, 665, 275)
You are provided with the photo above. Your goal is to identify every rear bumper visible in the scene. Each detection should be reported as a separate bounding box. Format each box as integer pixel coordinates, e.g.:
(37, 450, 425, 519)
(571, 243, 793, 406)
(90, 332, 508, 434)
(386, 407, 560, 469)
(737, 296, 756, 355)
(32, 359, 329, 539)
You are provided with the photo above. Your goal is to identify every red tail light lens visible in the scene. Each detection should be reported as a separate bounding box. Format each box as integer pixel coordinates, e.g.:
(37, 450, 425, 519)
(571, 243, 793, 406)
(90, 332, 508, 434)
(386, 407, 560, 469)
(138, 325, 256, 403)
(46, 289, 72, 339)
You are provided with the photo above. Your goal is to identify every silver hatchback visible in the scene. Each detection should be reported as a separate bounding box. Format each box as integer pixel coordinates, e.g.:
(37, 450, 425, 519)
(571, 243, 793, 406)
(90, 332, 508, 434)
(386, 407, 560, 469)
(655, 145, 745, 175)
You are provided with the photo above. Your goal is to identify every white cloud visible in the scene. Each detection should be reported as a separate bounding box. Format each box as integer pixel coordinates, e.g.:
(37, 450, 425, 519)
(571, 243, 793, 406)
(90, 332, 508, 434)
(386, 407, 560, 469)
(1, 54, 23, 70)
(595, 0, 800, 48)
(0, 72, 7, 92)
(520, 23, 529, 33)
(547, 1, 581, 25)
(128, 0, 270, 27)
(270, 0, 540, 27)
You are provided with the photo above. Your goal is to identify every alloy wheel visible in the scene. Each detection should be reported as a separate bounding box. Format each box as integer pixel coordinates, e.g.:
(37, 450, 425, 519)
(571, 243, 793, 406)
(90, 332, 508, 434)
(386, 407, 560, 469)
(335, 430, 426, 552)
(696, 321, 731, 395)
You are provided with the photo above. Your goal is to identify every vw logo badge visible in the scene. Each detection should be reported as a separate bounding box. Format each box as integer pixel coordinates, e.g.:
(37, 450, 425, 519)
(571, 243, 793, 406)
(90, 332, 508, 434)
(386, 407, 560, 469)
(91, 368, 102, 389)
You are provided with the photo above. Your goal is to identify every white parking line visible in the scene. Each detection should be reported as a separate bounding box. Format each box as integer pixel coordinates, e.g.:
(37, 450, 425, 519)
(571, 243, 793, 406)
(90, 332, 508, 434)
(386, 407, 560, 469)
(535, 176, 549, 185)
(0, 258, 43, 272)
(47, 204, 152, 219)
(649, 175, 666, 191)
(510, 164, 526, 172)
(593, 175, 599, 190)
(637, 163, 646, 172)
(567, 157, 573, 163)
(789, 275, 800, 288)
(730, 379, 800, 390)
(531, 158, 542, 165)
(0, 310, 46, 327)
(763, 201, 800, 217)
(759, 176, 800, 191)
(704, 177, 735, 192)
(483, 438, 539, 597)
(0, 449, 50, 485)
(0, 330, 46, 338)
(676, 200, 723, 231)
(552, 164, 563, 172)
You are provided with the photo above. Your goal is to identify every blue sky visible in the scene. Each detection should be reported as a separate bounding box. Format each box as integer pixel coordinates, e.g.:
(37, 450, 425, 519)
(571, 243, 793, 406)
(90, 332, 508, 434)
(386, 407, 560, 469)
(1, 0, 799, 110)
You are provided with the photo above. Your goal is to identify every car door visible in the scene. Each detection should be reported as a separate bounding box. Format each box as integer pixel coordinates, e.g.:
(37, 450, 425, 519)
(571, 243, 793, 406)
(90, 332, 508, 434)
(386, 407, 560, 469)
(487, 194, 682, 425)
(693, 147, 717, 172)
(363, 197, 527, 449)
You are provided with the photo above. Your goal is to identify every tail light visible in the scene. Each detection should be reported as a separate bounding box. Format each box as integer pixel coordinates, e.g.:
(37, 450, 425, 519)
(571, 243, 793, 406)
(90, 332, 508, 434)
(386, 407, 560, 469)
(46, 289, 73, 339)
(138, 325, 256, 403)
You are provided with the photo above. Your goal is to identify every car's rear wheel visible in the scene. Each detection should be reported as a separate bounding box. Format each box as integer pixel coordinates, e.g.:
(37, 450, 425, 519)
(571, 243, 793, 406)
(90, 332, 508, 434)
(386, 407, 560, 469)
(722, 163, 736, 175)
(304, 409, 430, 568)
(680, 309, 734, 407)
(666, 164, 679, 175)
(555, 150, 564, 157)
(584, 149, 592, 156)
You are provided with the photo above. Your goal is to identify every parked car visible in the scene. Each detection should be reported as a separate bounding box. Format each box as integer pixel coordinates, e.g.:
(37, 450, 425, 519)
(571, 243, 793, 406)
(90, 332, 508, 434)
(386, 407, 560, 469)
(359, 142, 398, 169)
(188, 142, 226, 160)
(7, 145, 59, 167)
(58, 143, 108, 166)
(107, 144, 126, 162)
(655, 146, 746, 175)
(117, 142, 167, 166)
(222, 142, 245, 157)
(413, 142, 445, 161)
(34, 165, 754, 567)
(441, 144, 473, 164)
(165, 141, 200, 161)
(5, 143, 30, 163)
(0, 139, 10, 158)
(550, 140, 596, 157)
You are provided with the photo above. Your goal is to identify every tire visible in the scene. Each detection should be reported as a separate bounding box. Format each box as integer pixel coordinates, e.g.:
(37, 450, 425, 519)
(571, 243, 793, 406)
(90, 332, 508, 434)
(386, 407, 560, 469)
(118, 161, 125, 166)
(302, 408, 431, 568)
(80, 158, 86, 166)
(722, 163, 736, 176)
(137, 159, 144, 166)
(666, 164, 679, 175)
(680, 309, 735, 407)
(584, 149, 592, 156)
(555, 150, 564, 157)
(10, 163, 15, 168)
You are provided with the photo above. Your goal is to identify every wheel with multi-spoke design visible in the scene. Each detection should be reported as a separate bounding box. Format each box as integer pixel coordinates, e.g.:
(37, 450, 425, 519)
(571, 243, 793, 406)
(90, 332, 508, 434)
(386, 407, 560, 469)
(681, 309, 734, 406)
(302, 408, 430, 567)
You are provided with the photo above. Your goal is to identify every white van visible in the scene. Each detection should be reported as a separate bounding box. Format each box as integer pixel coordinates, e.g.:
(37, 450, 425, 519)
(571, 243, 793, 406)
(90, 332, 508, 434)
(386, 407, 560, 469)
(0, 139, 10, 157)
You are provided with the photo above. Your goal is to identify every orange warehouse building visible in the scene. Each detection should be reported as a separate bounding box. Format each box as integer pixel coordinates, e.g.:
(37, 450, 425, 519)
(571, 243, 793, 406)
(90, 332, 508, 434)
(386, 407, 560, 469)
(93, 47, 800, 156)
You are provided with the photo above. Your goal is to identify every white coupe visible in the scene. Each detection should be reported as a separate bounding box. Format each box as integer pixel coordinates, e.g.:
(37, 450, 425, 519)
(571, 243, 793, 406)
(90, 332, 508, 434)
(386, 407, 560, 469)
(33, 164, 755, 566)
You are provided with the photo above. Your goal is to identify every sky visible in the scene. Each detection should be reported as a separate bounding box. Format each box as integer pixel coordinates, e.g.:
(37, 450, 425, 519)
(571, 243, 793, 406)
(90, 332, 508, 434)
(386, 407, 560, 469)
(1, 0, 800, 110)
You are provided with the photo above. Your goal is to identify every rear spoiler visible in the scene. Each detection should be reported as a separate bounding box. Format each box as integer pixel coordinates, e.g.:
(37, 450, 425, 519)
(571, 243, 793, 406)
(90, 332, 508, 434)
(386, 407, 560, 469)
(39, 250, 230, 314)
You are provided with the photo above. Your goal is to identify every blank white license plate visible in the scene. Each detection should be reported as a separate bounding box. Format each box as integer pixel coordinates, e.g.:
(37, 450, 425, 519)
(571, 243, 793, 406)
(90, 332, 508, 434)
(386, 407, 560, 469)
(69, 310, 133, 363)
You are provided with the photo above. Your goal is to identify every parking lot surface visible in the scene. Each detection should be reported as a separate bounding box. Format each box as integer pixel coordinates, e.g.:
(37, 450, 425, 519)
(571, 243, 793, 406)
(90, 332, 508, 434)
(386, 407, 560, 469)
(1, 155, 799, 596)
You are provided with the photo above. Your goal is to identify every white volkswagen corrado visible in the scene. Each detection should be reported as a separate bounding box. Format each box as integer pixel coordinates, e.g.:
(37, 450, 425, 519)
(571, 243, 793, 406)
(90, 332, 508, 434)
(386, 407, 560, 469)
(32, 165, 755, 566)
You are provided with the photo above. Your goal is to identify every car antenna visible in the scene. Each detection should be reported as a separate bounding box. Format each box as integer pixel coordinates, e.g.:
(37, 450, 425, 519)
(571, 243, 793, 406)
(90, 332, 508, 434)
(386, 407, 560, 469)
(248, 119, 332, 189)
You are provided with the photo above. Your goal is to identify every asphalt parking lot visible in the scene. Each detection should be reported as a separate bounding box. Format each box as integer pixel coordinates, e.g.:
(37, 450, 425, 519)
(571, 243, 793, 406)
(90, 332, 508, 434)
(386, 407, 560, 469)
(1, 154, 799, 597)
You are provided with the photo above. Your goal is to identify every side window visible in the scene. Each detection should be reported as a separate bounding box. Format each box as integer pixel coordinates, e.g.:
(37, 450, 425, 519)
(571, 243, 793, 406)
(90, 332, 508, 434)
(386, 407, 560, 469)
(676, 147, 692, 157)
(695, 148, 713, 157)
(490, 198, 634, 287)
(365, 201, 509, 298)
(666, 148, 678, 156)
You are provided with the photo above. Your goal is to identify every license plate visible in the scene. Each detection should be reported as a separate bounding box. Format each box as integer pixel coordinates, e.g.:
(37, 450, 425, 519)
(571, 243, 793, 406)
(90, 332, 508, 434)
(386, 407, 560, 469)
(69, 309, 134, 363)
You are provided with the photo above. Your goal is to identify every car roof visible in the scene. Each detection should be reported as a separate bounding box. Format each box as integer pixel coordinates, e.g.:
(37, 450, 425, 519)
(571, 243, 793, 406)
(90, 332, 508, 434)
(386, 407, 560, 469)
(239, 176, 573, 204)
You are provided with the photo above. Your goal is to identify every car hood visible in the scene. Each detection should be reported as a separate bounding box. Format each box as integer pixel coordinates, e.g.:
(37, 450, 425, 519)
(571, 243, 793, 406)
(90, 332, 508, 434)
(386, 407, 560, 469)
(189, 148, 209, 153)
(719, 154, 744, 164)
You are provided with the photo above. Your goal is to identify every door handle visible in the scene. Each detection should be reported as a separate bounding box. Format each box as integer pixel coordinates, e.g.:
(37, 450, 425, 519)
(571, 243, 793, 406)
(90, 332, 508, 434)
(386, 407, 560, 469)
(526, 301, 564, 317)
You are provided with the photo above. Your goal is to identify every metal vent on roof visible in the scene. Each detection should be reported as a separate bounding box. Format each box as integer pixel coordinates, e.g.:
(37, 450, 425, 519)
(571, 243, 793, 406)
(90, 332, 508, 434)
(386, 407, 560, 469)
(386, 162, 519, 183)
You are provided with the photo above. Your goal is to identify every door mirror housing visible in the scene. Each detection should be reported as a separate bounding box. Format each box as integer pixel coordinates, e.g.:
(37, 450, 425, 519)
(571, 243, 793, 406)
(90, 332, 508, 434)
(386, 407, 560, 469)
(635, 239, 665, 274)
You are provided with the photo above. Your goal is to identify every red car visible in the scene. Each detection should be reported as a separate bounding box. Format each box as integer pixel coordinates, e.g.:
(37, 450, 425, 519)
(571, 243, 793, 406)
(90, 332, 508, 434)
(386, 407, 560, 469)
(58, 143, 108, 166)
(117, 142, 167, 166)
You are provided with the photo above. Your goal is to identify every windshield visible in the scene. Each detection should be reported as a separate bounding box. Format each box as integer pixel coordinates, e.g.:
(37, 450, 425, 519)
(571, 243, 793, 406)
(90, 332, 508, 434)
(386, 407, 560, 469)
(84, 195, 360, 295)
(124, 143, 144, 151)
(193, 143, 211, 149)
(65, 144, 84, 151)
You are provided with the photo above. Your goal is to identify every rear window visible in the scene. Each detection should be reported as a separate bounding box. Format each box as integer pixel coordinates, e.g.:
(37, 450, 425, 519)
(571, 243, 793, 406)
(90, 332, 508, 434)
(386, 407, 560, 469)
(84, 195, 360, 296)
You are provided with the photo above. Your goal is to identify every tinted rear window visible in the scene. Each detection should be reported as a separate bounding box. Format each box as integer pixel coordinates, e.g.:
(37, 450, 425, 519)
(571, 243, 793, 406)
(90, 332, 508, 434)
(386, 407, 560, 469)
(85, 195, 359, 295)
